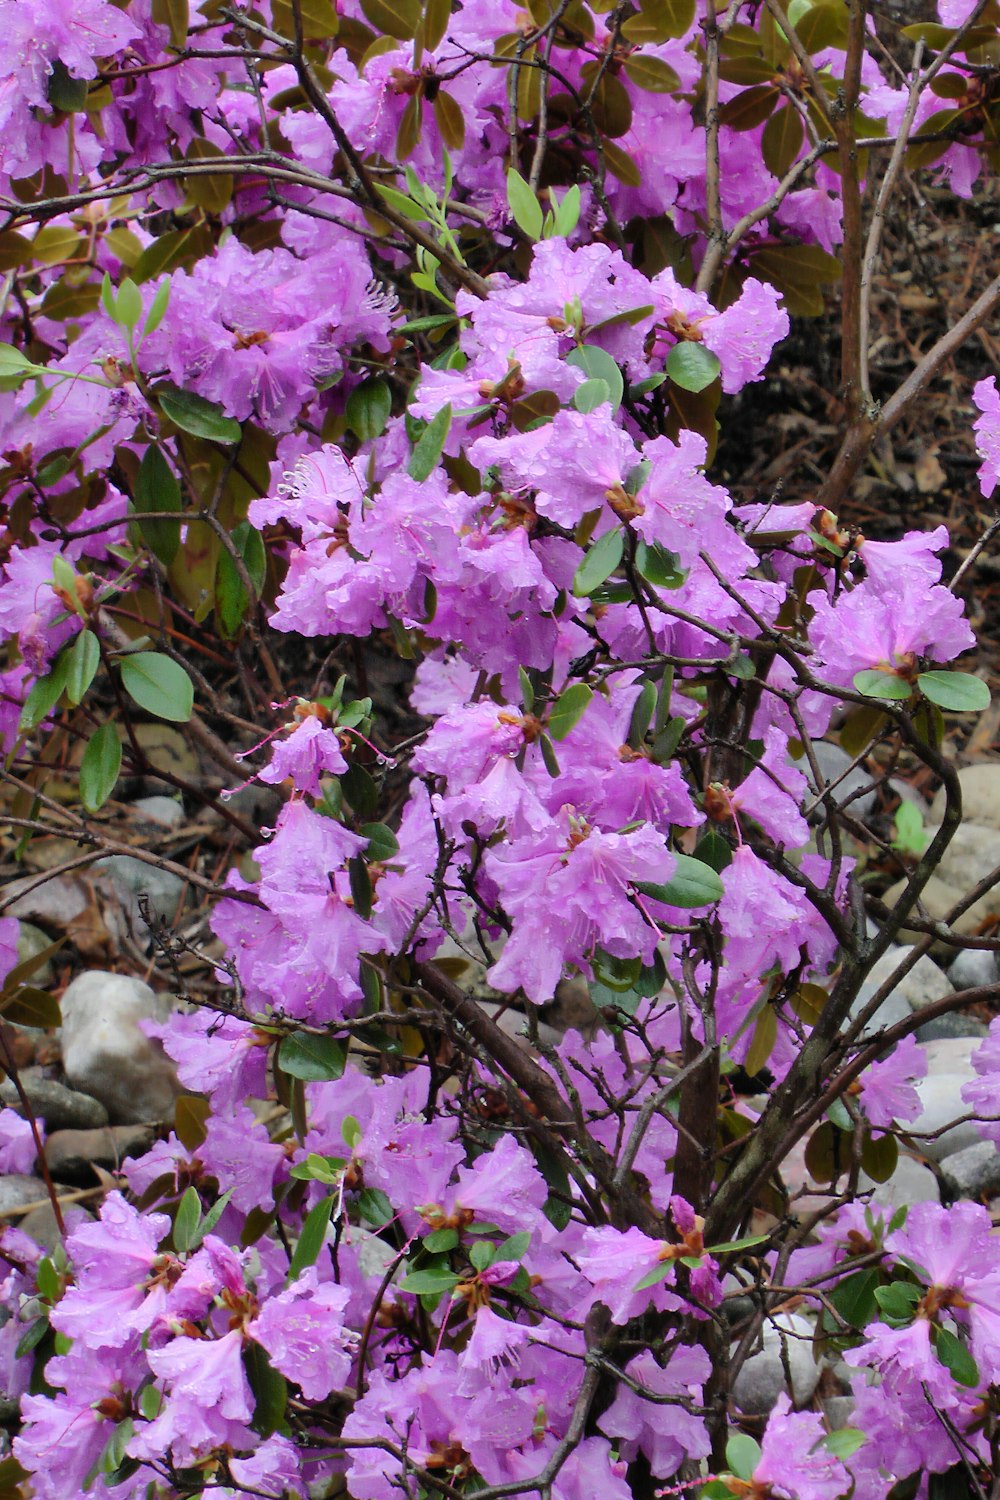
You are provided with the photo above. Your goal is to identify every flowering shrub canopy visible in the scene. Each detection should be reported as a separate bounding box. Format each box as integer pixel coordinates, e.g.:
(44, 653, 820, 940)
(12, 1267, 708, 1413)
(1, 0, 1000, 1497)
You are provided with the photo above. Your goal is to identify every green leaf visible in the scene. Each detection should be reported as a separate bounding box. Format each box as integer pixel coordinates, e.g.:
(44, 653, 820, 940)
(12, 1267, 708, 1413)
(408, 403, 452, 481)
(830, 1267, 881, 1330)
(573, 527, 624, 596)
(726, 1433, 762, 1482)
(666, 342, 721, 393)
(47, 59, 89, 112)
(358, 1187, 394, 1225)
(141, 278, 171, 338)
(572, 377, 611, 413)
(361, 822, 400, 861)
(552, 184, 582, 238)
(348, 855, 373, 919)
(288, 1196, 333, 1282)
(634, 853, 724, 908)
(15, 1317, 49, 1360)
(400, 1265, 461, 1294)
(623, 53, 681, 91)
(115, 279, 143, 334)
(633, 1257, 675, 1291)
(825, 1428, 867, 1460)
(707, 1233, 769, 1254)
(745, 1002, 777, 1076)
(506, 168, 544, 240)
(874, 1280, 920, 1323)
(245, 1339, 288, 1439)
(134, 444, 181, 566)
(496, 1230, 531, 1262)
(19, 653, 70, 733)
(279, 1032, 346, 1082)
(548, 682, 593, 740)
(346, 378, 393, 441)
(65, 629, 100, 706)
(917, 670, 990, 713)
(79, 722, 122, 813)
(566, 345, 624, 412)
(627, 678, 657, 748)
(157, 384, 241, 443)
(893, 799, 927, 855)
(424, 1228, 459, 1253)
(470, 1239, 495, 1271)
(120, 652, 194, 723)
(216, 520, 267, 635)
(634, 540, 685, 588)
(934, 1324, 980, 1388)
(853, 668, 913, 701)
(173, 1185, 202, 1253)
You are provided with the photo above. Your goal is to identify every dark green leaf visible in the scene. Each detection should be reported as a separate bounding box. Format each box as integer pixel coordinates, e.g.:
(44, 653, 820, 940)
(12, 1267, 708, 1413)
(361, 822, 400, 861)
(134, 445, 181, 566)
(217, 520, 267, 635)
(288, 1196, 333, 1282)
(19, 653, 70, 733)
(566, 345, 624, 412)
(861, 1130, 898, 1184)
(917, 671, 990, 713)
(830, 1267, 881, 1329)
(666, 342, 722, 393)
(65, 629, 100, 706)
(157, 384, 241, 443)
(424, 1228, 459, 1253)
(634, 853, 724, 908)
(279, 1032, 346, 1083)
(548, 682, 593, 740)
(120, 652, 194, 722)
(79, 721, 122, 813)
(573, 527, 623, 596)
(874, 1280, 920, 1323)
(358, 1187, 394, 1225)
(853, 669, 913, 702)
(173, 1185, 202, 1253)
(245, 1339, 288, 1438)
(346, 378, 392, 441)
(934, 1325, 980, 1388)
(408, 404, 452, 481)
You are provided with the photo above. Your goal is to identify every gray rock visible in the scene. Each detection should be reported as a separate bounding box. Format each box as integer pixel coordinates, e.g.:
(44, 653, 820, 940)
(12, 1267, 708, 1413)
(930, 764, 1000, 830)
(922, 822, 1000, 898)
(853, 947, 952, 1023)
(20, 1202, 94, 1253)
(15, 922, 56, 987)
(808, 741, 877, 822)
(131, 796, 185, 829)
(96, 854, 186, 927)
(882, 874, 1000, 954)
(868, 1153, 940, 1209)
(0, 1076, 109, 1131)
(916, 1012, 988, 1043)
(45, 1125, 156, 1185)
(940, 1140, 1000, 1202)
(921, 1036, 982, 1074)
(848, 949, 917, 1038)
(823, 1395, 856, 1431)
(949, 947, 1000, 993)
(731, 1312, 821, 1415)
(59, 972, 179, 1124)
(0, 1176, 46, 1215)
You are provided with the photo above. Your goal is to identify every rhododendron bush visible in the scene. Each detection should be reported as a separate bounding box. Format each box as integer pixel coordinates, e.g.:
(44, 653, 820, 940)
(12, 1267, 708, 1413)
(2, 0, 1000, 1495)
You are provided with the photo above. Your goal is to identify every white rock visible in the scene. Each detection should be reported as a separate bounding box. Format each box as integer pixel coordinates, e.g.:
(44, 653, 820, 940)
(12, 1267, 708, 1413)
(131, 796, 185, 829)
(96, 856, 186, 927)
(908, 1073, 981, 1162)
(59, 972, 180, 1124)
(731, 1312, 821, 1415)
(949, 947, 1000, 992)
(921, 822, 1000, 897)
(931, 765, 1000, 829)
(868, 1154, 939, 1210)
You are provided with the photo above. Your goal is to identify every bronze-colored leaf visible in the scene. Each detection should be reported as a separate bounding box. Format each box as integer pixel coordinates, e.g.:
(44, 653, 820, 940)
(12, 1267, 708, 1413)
(622, 53, 680, 93)
(434, 90, 465, 150)
(761, 103, 804, 178)
(152, 0, 189, 48)
(395, 94, 423, 161)
(601, 138, 642, 186)
(718, 84, 780, 132)
(360, 0, 421, 40)
(271, 0, 339, 39)
(184, 138, 234, 215)
(581, 64, 633, 138)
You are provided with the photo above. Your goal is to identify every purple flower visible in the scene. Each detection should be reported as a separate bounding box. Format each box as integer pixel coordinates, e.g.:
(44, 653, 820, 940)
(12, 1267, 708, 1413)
(860, 1033, 927, 1129)
(753, 1394, 851, 1500)
(256, 713, 347, 795)
(973, 376, 1000, 499)
(597, 1346, 710, 1477)
(248, 1269, 354, 1400)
